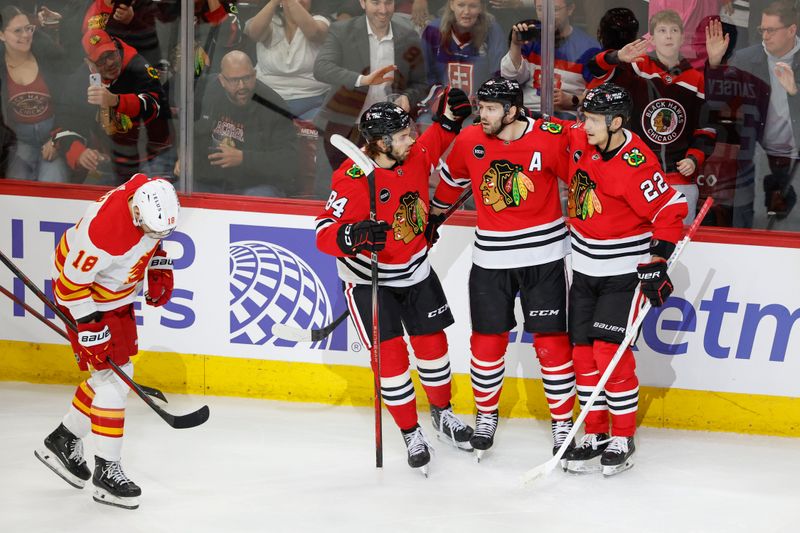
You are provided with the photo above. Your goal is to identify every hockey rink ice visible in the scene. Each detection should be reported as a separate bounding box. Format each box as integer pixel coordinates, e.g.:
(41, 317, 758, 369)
(2, 382, 797, 533)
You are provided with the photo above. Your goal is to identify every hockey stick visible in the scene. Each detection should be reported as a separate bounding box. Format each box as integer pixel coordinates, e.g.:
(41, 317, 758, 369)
(329, 133, 383, 468)
(0, 283, 168, 403)
(270, 186, 474, 343)
(521, 197, 713, 485)
(0, 251, 208, 429)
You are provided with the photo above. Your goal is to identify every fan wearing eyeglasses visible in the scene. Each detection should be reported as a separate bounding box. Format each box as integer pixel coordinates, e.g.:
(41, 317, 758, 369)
(705, 0, 800, 229)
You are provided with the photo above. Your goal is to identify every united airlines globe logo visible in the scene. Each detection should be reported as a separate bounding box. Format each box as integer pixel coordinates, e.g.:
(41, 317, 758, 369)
(229, 240, 335, 349)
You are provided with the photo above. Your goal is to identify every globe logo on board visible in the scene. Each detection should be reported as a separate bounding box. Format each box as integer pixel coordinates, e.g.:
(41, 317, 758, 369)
(228, 240, 334, 348)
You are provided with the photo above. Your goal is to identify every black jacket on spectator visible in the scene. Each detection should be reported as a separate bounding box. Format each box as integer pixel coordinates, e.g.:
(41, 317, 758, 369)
(193, 76, 300, 196)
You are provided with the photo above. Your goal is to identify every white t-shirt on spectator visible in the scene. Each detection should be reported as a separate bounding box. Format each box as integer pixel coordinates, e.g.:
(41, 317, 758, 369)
(251, 15, 331, 101)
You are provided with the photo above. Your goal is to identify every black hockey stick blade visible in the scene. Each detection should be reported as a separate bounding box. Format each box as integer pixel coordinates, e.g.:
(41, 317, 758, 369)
(139, 384, 168, 403)
(271, 308, 350, 343)
(157, 403, 210, 429)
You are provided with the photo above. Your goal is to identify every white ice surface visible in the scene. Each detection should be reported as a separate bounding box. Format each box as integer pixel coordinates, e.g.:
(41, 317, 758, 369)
(1, 382, 798, 533)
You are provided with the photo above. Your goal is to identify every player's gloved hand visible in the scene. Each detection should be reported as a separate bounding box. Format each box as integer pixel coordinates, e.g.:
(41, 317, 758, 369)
(424, 212, 446, 246)
(433, 87, 471, 133)
(636, 258, 673, 307)
(337, 220, 391, 255)
(76, 316, 113, 370)
(764, 174, 797, 220)
(145, 248, 174, 307)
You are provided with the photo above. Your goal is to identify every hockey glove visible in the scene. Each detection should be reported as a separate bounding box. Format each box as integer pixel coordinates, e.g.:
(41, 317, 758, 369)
(764, 174, 797, 220)
(145, 248, 174, 307)
(424, 212, 446, 246)
(433, 87, 472, 133)
(337, 220, 391, 255)
(637, 259, 673, 307)
(76, 316, 113, 370)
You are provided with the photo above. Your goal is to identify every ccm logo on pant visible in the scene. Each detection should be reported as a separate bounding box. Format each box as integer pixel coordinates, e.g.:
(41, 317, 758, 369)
(529, 309, 559, 317)
(427, 304, 450, 318)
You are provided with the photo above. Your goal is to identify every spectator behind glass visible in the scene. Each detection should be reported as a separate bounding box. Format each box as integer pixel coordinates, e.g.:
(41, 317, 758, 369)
(244, 0, 330, 120)
(420, 0, 504, 98)
(588, 10, 717, 223)
(0, 6, 69, 182)
(597, 7, 639, 51)
(705, 1, 800, 229)
(501, 0, 600, 118)
(189, 50, 300, 197)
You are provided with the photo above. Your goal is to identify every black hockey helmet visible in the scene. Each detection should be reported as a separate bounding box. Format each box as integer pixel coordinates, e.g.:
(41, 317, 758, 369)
(359, 102, 411, 142)
(477, 77, 523, 112)
(581, 82, 633, 125)
(597, 8, 639, 50)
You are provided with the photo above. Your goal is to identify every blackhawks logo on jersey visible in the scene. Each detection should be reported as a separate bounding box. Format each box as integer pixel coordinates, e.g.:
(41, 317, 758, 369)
(540, 121, 563, 134)
(392, 191, 428, 244)
(568, 169, 603, 220)
(480, 160, 535, 212)
(345, 164, 365, 179)
(623, 148, 646, 167)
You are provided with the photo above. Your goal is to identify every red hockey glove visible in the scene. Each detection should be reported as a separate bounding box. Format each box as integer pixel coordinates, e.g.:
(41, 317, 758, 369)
(637, 259, 673, 307)
(146, 248, 174, 307)
(336, 220, 391, 255)
(433, 87, 472, 133)
(76, 318, 113, 370)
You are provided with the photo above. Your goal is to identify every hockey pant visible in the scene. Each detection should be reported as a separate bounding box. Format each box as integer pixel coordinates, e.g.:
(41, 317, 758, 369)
(470, 332, 575, 419)
(375, 332, 452, 431)
(573, 341, 639, 437)
(61, 361, 133, 461)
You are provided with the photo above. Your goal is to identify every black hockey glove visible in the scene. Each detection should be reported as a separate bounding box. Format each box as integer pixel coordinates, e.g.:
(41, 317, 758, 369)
(336, 220, 391, 255)
(764, 173, 797, 220)
(636, 259, 673, 307)
(424, 212, 446, 246)
(432, 87, 472, 133)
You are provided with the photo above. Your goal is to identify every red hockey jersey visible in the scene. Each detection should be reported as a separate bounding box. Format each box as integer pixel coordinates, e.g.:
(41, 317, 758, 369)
(564, 125, 688, 276)
(52, 174, 164, 320)
(432, 118, 570, 269)
(316, 123, 456, 287)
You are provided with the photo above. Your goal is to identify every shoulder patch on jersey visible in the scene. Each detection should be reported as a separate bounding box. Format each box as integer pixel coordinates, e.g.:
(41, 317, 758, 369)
(623, 148, 646, 167)
(345, 164, 365, 179)
(567, 169, 603, 220)
(540, 121, 563, 134)
(146, 66, 160, 80)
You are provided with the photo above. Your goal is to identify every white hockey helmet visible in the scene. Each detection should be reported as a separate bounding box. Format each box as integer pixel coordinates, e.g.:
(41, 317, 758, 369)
(131, 178, 180, 239)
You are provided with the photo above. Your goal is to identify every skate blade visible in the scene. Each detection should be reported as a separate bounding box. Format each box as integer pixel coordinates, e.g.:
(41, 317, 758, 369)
(419, 465, 429, 478)
(602, 459, 635, 477)
(475, 449, 487, 463)
(34, 449, 86, 489)
(93, 487, 140, 510)
(565, 458, 603, 475)
(435, 433, 474, 452)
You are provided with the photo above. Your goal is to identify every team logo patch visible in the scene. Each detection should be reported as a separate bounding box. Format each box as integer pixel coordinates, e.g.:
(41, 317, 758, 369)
(345, 164, 364, 179)
(623, 148, 646, 167)
(379, 188, 391, 203)
(89, 35, 101, 45)
(392, 191, 427, 244)
(473, 145, 485, 159)
(480, 160, 535, 212)
(146, 66, 159, 80)
(540, 121, 563, 134)
(573, 150, 582, 163)
(568, 169, 603, 220)
(641, 98, 686, 145)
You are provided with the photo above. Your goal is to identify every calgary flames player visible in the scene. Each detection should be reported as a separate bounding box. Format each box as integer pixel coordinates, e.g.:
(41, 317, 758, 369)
(562, 83, 687, 475)
(35, 174, 179, 509)
(316, 89, 472, 475)
(431, 77, 576, 462)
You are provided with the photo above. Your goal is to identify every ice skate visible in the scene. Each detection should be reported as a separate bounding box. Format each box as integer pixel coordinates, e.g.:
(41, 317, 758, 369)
(92, 456, 142, 510)
(601, 436, 635, 476)
(564, 432, 610, 474)
(402, 426, 432, 478)
(34, 423, 91, 489)
(470, 410, 498, 463)
(431, 404, 474, 451)
(551, 419, 576, 469)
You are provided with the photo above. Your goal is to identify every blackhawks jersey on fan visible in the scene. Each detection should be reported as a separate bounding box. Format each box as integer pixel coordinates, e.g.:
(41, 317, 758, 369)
(52, 174, 163, 320)
(564, 125, 688, 276)
(316, 123, 456, 287)
(432, 118, 570, 269)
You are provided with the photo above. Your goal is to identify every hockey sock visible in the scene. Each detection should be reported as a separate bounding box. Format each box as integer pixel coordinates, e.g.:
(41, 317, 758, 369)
(573, 343, 609, 434)
(378, 337, 418, 431)
(90, 362, 133, 461)
(410, 331, 451, 409)
(533, 332, 576, 421)
(470, 332, 509, 413)
(62, 380, 94, 438)
(594, 340, 638, 437)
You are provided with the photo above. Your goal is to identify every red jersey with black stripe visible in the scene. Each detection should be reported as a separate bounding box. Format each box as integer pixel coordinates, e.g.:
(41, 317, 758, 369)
(51, 173, 163, 320)
(564, 125, 688, 276)
(432, 118, 570, 269)
(316, 123, 456, 287)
